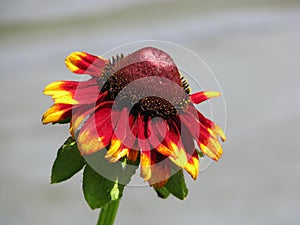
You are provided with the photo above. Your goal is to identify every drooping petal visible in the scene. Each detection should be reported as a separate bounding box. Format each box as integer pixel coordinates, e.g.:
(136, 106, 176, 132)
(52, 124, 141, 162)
(156, 121, 188, 168)
(181, 111, 223, 161)
(184, 151, 199, 180)
(140, 150, 152, 181)
(180, 121, 200, 179)
(197, 111, 226, 141)
(137, 115, 151, 152)
(65, 52, 107, 76)
(42, 104, 73, 124)
(146, 118, 167, 149)
(125, 115, 140, 162)
(105, 141, 129, 163)
(149, 153, 170, 188)
(76, 101, 114, 155)
(189, 91, 221, 104)
(105, 136, 123, 162)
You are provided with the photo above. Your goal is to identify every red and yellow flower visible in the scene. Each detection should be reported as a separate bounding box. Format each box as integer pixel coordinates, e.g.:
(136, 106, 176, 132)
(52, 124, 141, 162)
(42, 47, 226, 188)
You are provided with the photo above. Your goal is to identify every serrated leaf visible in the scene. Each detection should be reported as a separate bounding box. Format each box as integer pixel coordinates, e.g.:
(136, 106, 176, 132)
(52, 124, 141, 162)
(164, 169, 189, 200)
(83, 165, 121, 209)
(154, 186, 171, 199)
(51, 137, 85, 184)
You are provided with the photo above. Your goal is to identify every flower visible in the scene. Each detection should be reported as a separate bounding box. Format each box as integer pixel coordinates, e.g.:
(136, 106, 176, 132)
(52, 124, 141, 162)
(42, 47, 226, 188)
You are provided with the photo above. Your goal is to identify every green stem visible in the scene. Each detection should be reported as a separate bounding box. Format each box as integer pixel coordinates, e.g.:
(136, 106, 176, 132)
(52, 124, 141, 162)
(97, 199, 121, 225)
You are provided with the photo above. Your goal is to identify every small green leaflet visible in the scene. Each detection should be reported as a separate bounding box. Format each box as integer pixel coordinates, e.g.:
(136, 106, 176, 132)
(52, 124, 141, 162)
(155, 169, 189, 200)
(51, 137, 85, 184)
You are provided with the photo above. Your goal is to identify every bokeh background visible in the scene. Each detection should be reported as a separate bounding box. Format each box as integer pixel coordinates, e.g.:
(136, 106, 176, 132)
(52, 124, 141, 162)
(1, 0, 300, 225)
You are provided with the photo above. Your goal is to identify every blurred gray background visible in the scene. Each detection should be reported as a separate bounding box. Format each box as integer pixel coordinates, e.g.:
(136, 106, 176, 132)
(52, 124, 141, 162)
(1, 0, 300, 225)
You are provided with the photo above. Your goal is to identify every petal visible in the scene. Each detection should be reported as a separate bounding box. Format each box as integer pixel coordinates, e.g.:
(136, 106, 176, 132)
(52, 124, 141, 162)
(42, 104, 73, 124)
(140, 150, 152, 181)
(195, 109, 226, 141)
(189, 91, 221, 104)
(105, 143, 129, 163)
(181, 112, 223, 161)
(123, 114, 138, 150)
(158, 122, 188, 168)
(184, 151, 199, 180)
(149, 155, 170, 188)
(180, 122, 199, 178)
(105, 136, 125, 162)
(65, 52, 108, 76)
(44, 79, 100, 105)
(70, 92, 109, 136)
(127, 149, 139, 162)
(147, 118, 166, 149)
(76, 101, 114, 155)
(112, 108, 129, 143)
(44, 81, 79, 105)
(137, 115, 151, 151)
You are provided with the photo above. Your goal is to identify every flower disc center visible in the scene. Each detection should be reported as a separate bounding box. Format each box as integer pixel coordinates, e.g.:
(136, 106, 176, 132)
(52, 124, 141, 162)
(101, 47, 190, 118)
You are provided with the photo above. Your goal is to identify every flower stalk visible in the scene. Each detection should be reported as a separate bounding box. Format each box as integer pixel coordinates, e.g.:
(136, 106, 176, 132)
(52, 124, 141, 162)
(97, 199, 121, 225)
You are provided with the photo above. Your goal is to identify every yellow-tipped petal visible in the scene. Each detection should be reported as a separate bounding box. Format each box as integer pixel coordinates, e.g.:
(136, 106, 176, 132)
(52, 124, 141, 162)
(140, 151, 152, 181)
(65, 52, 88, 73)
(168, 142, 188, 168)
(44, 81, 78, 104)
(184, 152, 199, 180)
(42, 104, 71, 124)
(65, 51, 107, 76)
(190, 91, 221, 104)
(105, 138, 122, 160)
(204, 91, 221, 99)
(214, 124, 226, 142)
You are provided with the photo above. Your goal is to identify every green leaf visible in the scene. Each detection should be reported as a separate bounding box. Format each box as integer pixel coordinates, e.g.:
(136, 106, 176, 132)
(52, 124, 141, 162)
(83, 165, 121, 209)
(154, 186, 171, 199)
(164, 169, 189, 200)
(82, 151, 138, 209)
(51, 137, 85, 184)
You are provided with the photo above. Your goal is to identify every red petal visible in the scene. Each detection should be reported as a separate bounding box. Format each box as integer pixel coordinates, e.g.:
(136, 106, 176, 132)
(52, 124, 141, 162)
(149, 153, 170, 188)
(184, 151, 199, 180)
(137, 115, 151, 151)
(181, 111, 222, 161)
(146, 118, 164, 149)
(140, 150, 152, 181)
(189, 91, 221, 104)
(44, 79, 100, 105)
(76, 101, 113, 155)
(65, 52, 108, 76)
(42, 104, 73, 124)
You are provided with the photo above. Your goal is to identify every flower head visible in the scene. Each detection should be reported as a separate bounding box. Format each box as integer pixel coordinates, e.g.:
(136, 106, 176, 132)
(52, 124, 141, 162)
(42, 47, 226, 188)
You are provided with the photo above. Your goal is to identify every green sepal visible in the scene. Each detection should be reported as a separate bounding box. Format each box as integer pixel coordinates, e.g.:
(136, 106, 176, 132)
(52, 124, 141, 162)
(51, 137, 85, 184)
(164, 169, 189, 200)
(154, 186, 171, 199)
